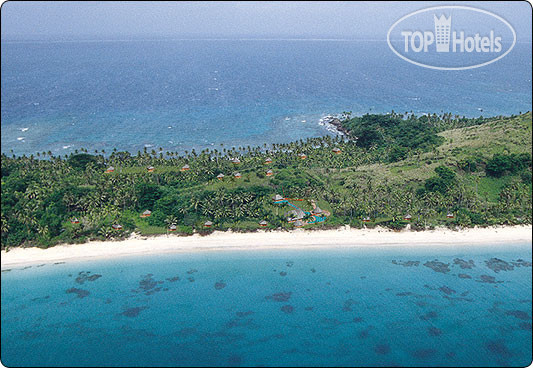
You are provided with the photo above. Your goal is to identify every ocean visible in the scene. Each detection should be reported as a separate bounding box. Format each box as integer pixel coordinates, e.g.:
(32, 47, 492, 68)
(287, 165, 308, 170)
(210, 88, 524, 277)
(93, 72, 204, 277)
(1, 243, 531, 367)
(1, 39, 532, 156)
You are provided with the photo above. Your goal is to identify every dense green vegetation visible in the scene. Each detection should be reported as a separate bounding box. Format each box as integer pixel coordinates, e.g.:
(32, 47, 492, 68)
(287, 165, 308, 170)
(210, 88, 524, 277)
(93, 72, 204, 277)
(1, 111, 531, 249)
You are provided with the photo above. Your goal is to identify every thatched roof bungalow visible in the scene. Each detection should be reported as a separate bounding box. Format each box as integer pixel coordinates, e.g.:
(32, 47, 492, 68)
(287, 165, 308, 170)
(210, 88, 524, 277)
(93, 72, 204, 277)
(272, 194, 284, 203)
(140, 210, 152, 218)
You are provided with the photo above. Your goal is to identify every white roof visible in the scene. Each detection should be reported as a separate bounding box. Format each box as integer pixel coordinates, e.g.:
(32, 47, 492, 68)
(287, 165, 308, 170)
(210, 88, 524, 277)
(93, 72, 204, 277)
(217, 173, 225, 177)
(273, 194, 284, 201)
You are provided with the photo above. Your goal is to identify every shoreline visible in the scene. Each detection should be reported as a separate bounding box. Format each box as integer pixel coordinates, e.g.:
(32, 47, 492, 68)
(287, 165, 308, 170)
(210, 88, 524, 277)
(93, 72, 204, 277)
(1, 225, 531, 268)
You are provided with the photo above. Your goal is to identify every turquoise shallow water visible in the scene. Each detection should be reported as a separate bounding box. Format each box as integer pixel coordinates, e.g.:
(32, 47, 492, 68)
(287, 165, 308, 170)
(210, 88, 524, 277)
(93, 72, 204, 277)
(1, 243, 531, 367)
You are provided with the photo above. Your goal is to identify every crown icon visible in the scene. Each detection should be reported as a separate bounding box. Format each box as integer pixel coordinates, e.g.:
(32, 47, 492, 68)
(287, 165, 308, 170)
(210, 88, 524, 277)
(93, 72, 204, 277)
(434, 14, 452, 52)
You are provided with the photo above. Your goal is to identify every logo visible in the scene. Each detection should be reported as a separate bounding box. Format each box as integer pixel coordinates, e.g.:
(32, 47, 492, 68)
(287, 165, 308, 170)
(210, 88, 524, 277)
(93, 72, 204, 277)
(387, 6, 516, 70)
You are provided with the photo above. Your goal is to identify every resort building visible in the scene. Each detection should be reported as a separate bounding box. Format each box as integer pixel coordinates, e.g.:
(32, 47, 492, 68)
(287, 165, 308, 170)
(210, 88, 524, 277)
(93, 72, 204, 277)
(217, 173, 225, 180)
(70, 218, 79, 224)
(231, 158, 241, 165)
(312, 206, 324, 215)
(112, 224, 123, 230)
(204, 220, 213, 228)
(264, 157, 272, 164)
(266, 169, 273, 177)
(447, 213, 455, 219)
(286, 209, 305, 223)
(332, 147, 342, 154)
(181, 164, 190, 172)
(168, 224, 177, 231)
(105, 166, 115, 173)
(147, 166, 155, 172)
(234, 172, 242, 179)
(404, 214, 412, 221)
(272, 194, 285, 203)
(294, 220, 304, 228)
(299, 153, 307, 160)
(259, 220, 268, 227)
(140, 210, 152, 218)
(363, 217, 371, 223)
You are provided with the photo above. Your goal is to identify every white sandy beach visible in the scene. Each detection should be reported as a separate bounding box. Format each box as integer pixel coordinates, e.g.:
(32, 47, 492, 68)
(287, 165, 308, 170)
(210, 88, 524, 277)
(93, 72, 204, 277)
(1, 225, 531, 268)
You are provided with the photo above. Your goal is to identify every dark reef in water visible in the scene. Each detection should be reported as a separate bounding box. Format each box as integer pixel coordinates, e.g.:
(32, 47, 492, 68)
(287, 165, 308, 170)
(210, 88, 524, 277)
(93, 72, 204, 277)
(453, 258, 475, 269)
(281, 305, 294, 314)
(476, 275, 503, 284)
(485, 340, 512, 358)
(505, 310, 530, 320)
(265, 292, 292, 302)
(131, 274, 165, 295)
(412, 349, 437, 359)
(485, 258, 514, 273)
(392, 260, 420, 267)
(512, 259, 532, 267)
(66, 288, 90, 298)
(374, 344, 390, 355)
(439, 286, 456, 295)
(428, 327, 442, 336)
(119, 306, 148, 317)
(236, 311, 254, 318)
(75, 271, 102, 284)
(396, 292, 414, 297)
(420, 311, 438, 320)
(342, 299, 357, 312)
(423, 260, 450, 273)
(166, 276, 180, 282)
(279, 271, 287, 277)
(458, 273, 472, 279)
(215, 281, 227, 290)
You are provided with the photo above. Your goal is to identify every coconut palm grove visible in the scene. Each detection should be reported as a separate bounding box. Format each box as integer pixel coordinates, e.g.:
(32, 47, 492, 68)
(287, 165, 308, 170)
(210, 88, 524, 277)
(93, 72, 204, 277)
(1, 111, 531, 249)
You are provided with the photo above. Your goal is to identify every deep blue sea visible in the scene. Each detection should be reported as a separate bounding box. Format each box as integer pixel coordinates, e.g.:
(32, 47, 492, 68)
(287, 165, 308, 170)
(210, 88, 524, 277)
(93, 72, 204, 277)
(1, 39, 531, 156)
(1, 244, 531, 367)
